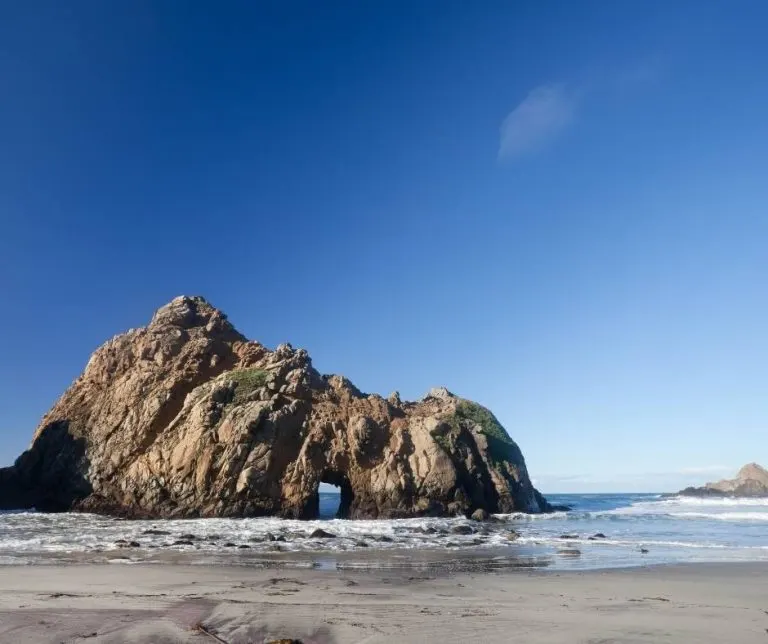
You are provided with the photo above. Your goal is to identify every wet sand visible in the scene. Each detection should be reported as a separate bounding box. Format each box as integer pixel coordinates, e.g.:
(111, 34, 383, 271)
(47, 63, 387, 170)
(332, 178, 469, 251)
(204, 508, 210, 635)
(0, 561, 765, 643)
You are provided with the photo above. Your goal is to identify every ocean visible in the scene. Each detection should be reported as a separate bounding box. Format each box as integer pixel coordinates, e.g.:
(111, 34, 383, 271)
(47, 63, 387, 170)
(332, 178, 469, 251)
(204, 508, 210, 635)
(0, 493, 765, 570)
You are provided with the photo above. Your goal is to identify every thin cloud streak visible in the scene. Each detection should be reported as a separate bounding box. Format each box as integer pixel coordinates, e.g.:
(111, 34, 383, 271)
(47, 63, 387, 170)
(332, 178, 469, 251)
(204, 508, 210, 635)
(537, 466, 734, 484)
(498, 83, 575, 160)
(677, 465, 731, 475)
(534, 465, 736, 492)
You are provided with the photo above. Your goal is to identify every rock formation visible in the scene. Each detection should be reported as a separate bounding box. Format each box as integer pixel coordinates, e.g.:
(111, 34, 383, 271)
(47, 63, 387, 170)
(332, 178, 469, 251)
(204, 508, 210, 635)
(0, 296, 553, 519)
(678, 463, 768, 498)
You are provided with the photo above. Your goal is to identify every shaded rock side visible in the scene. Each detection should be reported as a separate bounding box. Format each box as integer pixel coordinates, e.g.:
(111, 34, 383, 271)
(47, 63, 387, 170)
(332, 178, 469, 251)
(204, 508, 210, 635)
(678, 463, 768, 498)
(0, 296, 552, 519)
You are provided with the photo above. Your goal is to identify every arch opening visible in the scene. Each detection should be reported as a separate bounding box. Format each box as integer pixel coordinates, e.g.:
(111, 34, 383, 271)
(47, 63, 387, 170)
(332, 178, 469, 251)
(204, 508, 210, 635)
(317, 471, 353, 519)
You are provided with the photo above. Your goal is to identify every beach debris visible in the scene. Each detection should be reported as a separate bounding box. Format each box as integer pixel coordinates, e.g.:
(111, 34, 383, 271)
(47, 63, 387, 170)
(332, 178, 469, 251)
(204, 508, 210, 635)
(640, 548, 649, 554)
(47, 592, 79, 598)
(172, 540, 194, 546)
(558, 534, 578, 539)
(193, 622, 228, 643)
(267, 577, 305, 586)
(142, 528, 170, 535)
(593, 533, 606, 539)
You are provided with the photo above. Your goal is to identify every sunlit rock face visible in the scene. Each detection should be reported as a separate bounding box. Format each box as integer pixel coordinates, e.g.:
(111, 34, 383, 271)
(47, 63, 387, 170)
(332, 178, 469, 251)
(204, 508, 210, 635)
(0, 296, 552, 519)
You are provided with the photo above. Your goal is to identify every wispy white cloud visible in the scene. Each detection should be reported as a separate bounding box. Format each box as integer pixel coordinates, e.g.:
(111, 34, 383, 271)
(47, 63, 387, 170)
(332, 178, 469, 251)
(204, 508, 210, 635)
(677, 465, 731, 476)
(498, 60, 663, 161)
(534, 465, 736, 493)
(498, 84, 576, 160)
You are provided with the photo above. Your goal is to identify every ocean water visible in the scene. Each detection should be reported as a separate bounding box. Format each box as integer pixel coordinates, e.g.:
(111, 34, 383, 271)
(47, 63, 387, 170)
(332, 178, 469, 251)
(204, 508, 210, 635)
(0, 493, 765, 570)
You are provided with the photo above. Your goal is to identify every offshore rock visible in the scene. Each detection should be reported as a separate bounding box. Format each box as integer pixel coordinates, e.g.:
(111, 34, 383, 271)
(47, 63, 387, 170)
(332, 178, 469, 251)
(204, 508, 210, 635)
(0, 296, 553, 519)
(678, 463, 768, 498)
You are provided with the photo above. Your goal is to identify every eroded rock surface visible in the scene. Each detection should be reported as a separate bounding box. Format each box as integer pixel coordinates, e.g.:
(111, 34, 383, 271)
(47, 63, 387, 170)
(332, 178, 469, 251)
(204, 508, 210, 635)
(0, 296, 552, 518)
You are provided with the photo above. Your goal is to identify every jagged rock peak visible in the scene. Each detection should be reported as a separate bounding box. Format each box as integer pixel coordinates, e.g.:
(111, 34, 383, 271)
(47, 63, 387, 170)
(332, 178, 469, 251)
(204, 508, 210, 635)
(736, 463, 768, 482)
(149, 295, 243, 337)
(424, 386, 454, 401)
(0, 296, 553, 519)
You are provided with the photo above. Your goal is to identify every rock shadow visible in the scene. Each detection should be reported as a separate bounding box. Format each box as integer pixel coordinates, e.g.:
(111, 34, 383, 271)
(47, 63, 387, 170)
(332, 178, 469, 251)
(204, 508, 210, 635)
(0, 420, 91, 512)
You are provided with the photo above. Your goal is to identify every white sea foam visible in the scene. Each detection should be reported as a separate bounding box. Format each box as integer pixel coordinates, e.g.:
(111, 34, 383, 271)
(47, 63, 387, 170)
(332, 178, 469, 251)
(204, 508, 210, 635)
(495, 511, 570, 521)
(0, 493, 766, 568)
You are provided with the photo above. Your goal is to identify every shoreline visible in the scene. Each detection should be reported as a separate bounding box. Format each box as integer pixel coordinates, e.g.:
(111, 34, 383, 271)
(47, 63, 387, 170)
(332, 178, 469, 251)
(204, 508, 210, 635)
(3, 547, 768, 571)
(0, 561, 766, 643)
(2, 537, 766, 573)
(3, 492, 766, 573)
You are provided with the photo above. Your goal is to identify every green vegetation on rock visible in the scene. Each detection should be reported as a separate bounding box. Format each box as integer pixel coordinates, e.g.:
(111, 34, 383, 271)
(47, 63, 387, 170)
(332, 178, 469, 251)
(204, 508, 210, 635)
(430, 431, 452, 453)
(457, 400, 519, 464)
(228, 368, 269, 404)
(455, 401, 510, 444)
(431, 400, 519, 465)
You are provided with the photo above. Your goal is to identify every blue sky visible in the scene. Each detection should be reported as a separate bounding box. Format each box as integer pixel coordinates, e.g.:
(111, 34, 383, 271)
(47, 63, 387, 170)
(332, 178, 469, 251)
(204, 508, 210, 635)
(1, 1, 766, 493)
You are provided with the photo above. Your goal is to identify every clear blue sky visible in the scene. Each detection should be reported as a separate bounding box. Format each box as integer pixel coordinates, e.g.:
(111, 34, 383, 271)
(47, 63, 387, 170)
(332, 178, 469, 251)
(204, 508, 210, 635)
(1, 1, 766, 492)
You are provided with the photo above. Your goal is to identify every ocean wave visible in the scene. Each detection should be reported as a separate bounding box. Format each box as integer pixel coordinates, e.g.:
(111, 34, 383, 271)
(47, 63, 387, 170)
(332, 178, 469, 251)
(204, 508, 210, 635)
(517, 535, 768, 550)
(500, 498, 768, 524)
(665, 511, 768, 522)
(652, 496, 768, 507)
(596, 497, 768, 520)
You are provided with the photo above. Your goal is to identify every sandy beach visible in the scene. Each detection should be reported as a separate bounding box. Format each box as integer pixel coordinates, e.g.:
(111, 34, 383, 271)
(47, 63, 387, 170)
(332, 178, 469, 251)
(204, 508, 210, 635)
(0, 561, 765, 643)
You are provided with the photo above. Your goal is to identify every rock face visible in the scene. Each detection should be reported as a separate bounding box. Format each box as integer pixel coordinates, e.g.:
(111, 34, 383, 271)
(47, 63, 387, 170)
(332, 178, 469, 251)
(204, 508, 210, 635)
(678, 463, 768, 498)
(0, 296, 553, 519)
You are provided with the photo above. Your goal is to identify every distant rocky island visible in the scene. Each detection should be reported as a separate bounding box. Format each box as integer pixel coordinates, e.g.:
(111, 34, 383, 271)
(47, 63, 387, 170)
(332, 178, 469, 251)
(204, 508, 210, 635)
(678, 463, 768, 498)
(0, 296, 555, 519)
